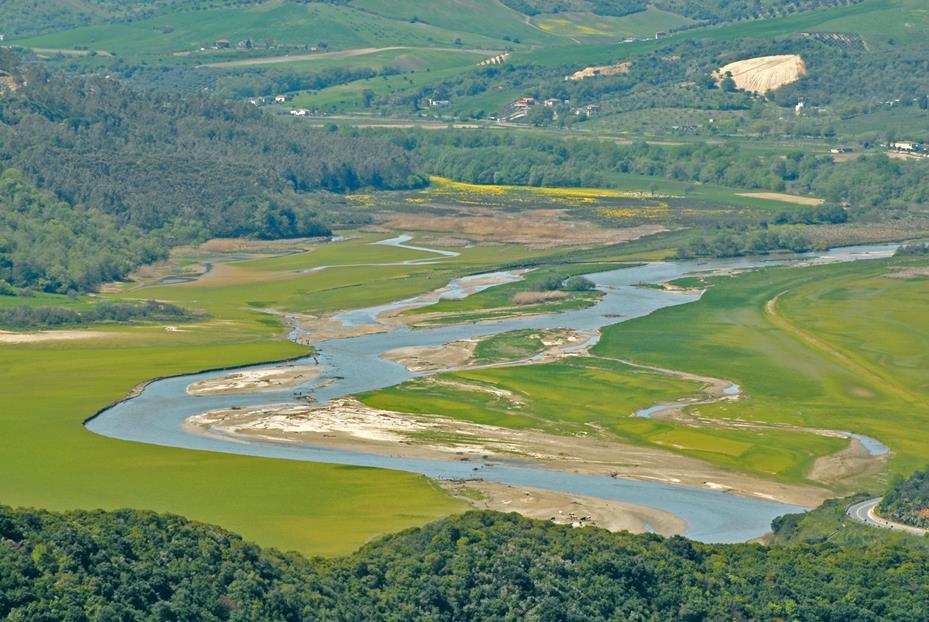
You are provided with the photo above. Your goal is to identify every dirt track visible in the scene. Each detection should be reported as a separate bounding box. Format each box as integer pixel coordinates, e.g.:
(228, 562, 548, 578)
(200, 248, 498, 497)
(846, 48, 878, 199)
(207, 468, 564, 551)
(200, 46, 498, 68)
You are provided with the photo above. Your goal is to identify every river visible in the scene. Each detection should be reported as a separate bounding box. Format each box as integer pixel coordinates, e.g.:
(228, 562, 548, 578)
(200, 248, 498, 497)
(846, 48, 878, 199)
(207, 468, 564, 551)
(86, 242, 896, 543)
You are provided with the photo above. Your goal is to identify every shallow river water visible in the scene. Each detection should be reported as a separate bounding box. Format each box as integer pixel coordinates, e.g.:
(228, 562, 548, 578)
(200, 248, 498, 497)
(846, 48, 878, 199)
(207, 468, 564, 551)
(87, 243, 895, 543)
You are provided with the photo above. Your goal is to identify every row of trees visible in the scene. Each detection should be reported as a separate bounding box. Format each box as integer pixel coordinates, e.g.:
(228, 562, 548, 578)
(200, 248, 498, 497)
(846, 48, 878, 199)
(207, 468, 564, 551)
(407, 130, 929, 211)
(2, 505, 929, 620)
(0, 300, 199, 330)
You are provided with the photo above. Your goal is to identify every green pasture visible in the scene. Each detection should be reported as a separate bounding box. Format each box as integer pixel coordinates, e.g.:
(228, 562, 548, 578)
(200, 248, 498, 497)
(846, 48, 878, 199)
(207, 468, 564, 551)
(361, 357, 700, 433)
(11, 2, 508, 57)
(137, 234, 538, 319)
(0, 234, 561, 557)
(290, 64, 475, 110)
(361, 350, 845, 483)
(243, 46, 487, 76)
(596, 255, 929, 483)
(529, 8, 692, 42)
(521, 0, 909, 67)
(473, 329, 558, 363)
(0, 326, 464, 557)
(346, 0, 557, 45)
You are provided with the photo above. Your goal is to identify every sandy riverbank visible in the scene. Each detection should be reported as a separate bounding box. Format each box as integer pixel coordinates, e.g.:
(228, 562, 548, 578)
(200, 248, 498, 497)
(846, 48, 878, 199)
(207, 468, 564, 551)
(439, 480, 688, 536)
(184, 397, 830, 508)
(186, 365, 322, 396)
(382, 329, 597, 373)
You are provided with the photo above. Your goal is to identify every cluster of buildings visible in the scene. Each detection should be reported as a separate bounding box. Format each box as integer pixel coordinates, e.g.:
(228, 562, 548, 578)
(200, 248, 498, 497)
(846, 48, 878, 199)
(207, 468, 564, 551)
(510, 97, 600, 119)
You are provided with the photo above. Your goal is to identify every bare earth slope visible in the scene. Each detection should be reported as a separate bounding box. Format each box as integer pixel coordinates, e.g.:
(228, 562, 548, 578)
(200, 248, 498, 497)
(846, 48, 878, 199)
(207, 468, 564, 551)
(717, 54, 806, 95)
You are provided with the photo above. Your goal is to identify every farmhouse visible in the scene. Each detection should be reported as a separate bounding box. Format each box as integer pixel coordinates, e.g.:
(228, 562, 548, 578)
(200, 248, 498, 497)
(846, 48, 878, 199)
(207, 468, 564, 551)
(574, 103, 600, 116)
(514, 97, 537, 109)
(891, 141, 919, 151)
(289, 108, 309, 116)
(274, 95, 288, 103)
(544, 98, 564, 107)
(215, 39, 231, 49)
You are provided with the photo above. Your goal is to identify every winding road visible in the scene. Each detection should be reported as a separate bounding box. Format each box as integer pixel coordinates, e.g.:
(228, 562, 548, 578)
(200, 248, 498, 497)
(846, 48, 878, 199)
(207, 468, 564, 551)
(846, 497, 928, 536)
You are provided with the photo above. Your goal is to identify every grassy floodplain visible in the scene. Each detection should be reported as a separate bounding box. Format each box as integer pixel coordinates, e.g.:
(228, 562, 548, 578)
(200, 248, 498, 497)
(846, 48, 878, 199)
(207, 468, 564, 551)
(596, 254, 929, 484)
(359, 252, 929, 492)
(0, 234, 564, 556)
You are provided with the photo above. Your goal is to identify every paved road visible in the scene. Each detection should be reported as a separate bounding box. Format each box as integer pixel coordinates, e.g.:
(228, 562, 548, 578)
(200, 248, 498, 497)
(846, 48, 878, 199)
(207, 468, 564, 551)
(847, 497, 928, 536)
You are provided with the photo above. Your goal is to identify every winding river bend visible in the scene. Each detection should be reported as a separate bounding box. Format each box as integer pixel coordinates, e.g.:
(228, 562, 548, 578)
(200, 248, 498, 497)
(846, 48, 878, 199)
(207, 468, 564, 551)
(87, 242, 895, 543)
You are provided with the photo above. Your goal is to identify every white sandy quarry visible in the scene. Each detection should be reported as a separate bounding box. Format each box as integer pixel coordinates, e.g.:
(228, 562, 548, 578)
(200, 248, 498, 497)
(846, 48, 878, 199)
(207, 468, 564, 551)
(186, 365, 322, 396)
(716, 54, 806, 95)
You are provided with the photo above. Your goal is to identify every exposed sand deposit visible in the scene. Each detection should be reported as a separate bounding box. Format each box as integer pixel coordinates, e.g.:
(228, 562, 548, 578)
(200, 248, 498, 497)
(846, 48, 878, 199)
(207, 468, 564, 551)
(736, 192, 824, 206)
(288, 313, 390, 344)
(383, 329, 597, 373)
(439, 480, 687, 536)
(886, 267, 929, 280)
(512, 291, 569, 305)
(566, 63, 631, 81)
(186, 365, 322, 396)
(383, 340, 479, 372)
(0, 330, 112, 344)
(716, 54, 806, 95)
(185, 398, 830, 508)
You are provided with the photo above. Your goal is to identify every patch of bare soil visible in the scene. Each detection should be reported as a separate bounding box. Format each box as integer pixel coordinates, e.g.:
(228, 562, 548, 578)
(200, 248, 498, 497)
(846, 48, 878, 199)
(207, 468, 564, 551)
(887, 151, 928, 161)
(0, 330, 113, 344)
(186, 365, 322, 396)
(380, 210, 665, 249)
(383, 328, 597, 373)
(885, 267, 929, 279)
(807, 438, 885, 488)
(440, 480, 687, 536)
(566, 62, 631, 81)
(512, 291, 568, 305)
(736, 192, 823, 206)
(383, 340, 479, 372)
(716, 54, 806, 94)
(288, 313, 390, 344)
(185, 397, 830, 507)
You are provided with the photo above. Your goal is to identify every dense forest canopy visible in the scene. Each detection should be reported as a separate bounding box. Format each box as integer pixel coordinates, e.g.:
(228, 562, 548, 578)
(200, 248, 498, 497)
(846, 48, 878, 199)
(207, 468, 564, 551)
(882, 469, 929, 529)
(2, 505, 928, 621)
(0, 167, 165, 293)
(0, 52, 422, 292)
